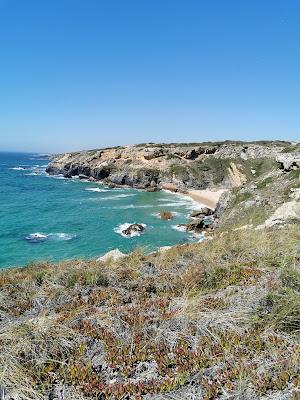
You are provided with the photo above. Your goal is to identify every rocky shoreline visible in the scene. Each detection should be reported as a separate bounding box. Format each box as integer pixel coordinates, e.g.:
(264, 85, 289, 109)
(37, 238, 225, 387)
(46, 141, 294, 192)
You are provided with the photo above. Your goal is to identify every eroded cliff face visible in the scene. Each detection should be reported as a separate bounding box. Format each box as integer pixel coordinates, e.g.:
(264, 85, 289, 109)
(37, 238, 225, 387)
(46, 141, 296, 191)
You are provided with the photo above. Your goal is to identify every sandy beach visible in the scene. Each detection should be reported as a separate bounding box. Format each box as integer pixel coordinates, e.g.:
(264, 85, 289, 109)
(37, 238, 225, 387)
(185, 189, 227, 209)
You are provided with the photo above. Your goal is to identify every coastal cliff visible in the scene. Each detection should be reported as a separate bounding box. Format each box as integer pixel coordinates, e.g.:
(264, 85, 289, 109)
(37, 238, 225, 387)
(46, 141, 295, 192)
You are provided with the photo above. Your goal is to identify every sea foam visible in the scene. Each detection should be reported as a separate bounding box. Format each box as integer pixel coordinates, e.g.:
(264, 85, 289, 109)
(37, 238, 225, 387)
(25, 232, 76, 243)
(85, 187, 108, 193)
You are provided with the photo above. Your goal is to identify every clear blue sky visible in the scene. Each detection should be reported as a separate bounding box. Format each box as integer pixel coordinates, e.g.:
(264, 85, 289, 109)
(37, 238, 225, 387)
(0, 0, 299, 152)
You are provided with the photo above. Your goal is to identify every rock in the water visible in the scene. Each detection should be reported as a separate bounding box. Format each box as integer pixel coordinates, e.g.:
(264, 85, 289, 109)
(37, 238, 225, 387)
(190, 207, 213, 218)
(179, 215, 215, 233)
(159, 211, 174, 220)
(178, 218, 205, 233)
(97, 249, 126, 262)
(186, 218, 205, 232)
(122, 223, 145, 236)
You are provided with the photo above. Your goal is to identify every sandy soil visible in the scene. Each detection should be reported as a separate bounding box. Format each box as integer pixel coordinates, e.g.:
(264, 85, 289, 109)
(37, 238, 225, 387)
(186, 189, 227, 209)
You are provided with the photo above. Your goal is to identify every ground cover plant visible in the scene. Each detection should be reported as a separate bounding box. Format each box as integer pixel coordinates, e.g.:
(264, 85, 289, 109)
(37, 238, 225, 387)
(0, 225, 299, 399)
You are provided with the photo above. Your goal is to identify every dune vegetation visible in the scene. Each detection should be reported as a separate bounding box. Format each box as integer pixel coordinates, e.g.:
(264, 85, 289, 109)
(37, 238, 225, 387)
(0, 225, 299, 399)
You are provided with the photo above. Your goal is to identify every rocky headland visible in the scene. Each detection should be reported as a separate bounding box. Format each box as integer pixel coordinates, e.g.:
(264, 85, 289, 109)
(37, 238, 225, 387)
(46, 141, 298, 192)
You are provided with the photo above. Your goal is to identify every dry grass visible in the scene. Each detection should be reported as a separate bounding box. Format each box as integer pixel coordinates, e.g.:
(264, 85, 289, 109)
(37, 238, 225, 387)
(0, 227, 299, 399)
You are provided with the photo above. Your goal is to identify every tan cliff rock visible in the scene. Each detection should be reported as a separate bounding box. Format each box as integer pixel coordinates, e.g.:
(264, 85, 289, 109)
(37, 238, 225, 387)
(46, 141, 294, 192)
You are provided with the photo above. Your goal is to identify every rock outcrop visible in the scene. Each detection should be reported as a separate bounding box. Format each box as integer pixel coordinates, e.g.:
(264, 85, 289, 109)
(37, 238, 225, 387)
(256, 200, 300, 229)
(276, 153, 300, 171)
(190, 207, 214, 218)
(46, 141, 293, 192)
(97, 249, 126, 263)
(178, 215, 214, 233)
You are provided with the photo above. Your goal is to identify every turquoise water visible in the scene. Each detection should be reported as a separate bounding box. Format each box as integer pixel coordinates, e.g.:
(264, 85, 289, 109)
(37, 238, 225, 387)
(0, 152, 202, 269)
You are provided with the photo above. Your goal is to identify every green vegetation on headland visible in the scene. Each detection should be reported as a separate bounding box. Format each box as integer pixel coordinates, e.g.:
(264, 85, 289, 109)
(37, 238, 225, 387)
(1, 141, 300, 399)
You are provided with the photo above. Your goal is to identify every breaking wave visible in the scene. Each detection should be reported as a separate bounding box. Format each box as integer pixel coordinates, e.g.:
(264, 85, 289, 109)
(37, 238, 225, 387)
(85, 187, 108, 193)
(25, 232, 77, 243)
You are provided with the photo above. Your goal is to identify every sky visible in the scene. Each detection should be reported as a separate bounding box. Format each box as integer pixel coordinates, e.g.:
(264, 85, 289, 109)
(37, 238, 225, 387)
(0, 0, 299, 152)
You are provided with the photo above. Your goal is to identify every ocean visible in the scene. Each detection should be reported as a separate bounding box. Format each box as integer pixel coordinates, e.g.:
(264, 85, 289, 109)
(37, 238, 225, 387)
(0, 152, 203, 269)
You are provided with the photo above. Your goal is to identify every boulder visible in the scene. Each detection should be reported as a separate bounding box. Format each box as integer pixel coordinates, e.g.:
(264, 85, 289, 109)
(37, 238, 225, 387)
(179, 216, 214, 233)
(290, 188, 300, 201)
(143, 148, 164, 160)
(161, 183, 178, 192)
(180, 218, 205, 233)
(146, 186, 158, 192)
(97, 249, 126, 263)
(204, 146, 218, 154)
(122, 223, 145, 236)
(184, 149, 199, 160)
(276, 154, 300, 171)
(256, 200, 300, 229)
(190, 207, 213, 218)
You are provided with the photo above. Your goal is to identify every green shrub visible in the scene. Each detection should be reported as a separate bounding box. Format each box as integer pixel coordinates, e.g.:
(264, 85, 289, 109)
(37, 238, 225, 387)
(281, 145, 300, 153)
(232, 191, 253, 206)
(261, 288, 300, 333)
(66, 270, 109, 288)
(281, 267, 300, 291)
(256, 177, 273, 189)
(169, 164, 188, 176)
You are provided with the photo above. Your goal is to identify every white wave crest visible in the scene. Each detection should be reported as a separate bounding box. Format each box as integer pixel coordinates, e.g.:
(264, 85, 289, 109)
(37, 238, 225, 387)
(157, 201, 191, 207)
(104, 194, 136, 200)
(25, 232, 76, 243)
(48, 174, 66, 180)
(171, 224, 187, 233)
(25, 233, 48, 242)
(85, 187, 108, 193)
(108, 204, 155, 209)
(50, 233, 77, 241)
